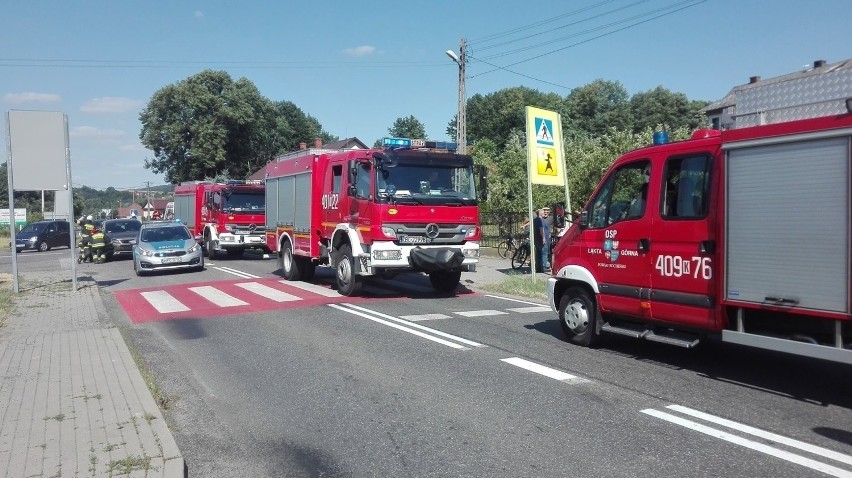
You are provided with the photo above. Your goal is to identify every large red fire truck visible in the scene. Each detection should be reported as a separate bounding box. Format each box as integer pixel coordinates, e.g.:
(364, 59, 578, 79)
(264, 138, 484, 296)
(173, 180, 268, 258)
(548, 88, 852, 363)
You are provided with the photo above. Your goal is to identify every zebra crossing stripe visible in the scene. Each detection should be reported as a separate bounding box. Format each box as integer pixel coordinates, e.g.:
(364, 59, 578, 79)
(140, 291, 190, 313)
(235, 282, 301, 302)
(278, 280, 341, 297)
(507, 306, 551, 313)
(188, 286, 248, 307)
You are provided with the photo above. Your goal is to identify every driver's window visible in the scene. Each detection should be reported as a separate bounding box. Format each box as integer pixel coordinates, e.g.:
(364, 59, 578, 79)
(588, 160, 650, 228)
(355, 163, 371, 198)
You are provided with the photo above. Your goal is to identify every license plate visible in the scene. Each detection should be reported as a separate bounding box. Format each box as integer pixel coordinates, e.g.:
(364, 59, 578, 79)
(399, 235, 427, 244)
(162, 257, 181, 264)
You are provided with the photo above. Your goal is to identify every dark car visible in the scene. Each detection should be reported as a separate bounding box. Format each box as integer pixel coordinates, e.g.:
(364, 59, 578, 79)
(14, 220, 72, 252)
(101, 218, 143, 260)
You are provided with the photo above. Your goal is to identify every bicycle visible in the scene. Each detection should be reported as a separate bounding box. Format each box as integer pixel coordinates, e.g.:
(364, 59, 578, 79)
(497, 232, 518, 259)
(511, 236, 531, 270)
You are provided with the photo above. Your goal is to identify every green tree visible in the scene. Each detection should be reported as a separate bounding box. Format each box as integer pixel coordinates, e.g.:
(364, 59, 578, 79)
(460, 87, 565, 147)
(139, 70, 330, 183)
(388, 115, 427, 140)
(564, 79, 633, 136)
(630, 86, 710, 132)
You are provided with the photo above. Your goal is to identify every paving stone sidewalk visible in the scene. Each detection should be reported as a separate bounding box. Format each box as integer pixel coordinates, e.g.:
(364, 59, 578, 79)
(0, 260, 183, 478)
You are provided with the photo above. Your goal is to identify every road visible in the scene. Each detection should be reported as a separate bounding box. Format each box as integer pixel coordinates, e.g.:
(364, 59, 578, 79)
(6, 249, 852, 477)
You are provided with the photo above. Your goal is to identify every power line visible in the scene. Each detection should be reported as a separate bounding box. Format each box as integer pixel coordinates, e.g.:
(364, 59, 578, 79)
(470, 0, 706, 79)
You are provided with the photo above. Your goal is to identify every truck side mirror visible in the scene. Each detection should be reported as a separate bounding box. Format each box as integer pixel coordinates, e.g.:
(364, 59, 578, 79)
(579, 210, 589, 229)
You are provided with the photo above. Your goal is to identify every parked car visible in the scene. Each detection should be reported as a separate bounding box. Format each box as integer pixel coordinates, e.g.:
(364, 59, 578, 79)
(101, 218, 143, 260)
(13, 220, 71, 252)
(133, 221, 203, 276)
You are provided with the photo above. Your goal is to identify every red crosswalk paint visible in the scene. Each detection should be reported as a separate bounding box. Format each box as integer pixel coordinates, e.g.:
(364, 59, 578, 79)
(115, 278, 374, 324)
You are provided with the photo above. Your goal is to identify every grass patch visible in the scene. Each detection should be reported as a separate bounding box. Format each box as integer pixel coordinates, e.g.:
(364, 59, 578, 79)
(478, 272, 548, 300)
(107, 455, 154, 474)
(0, 273, 12, 327)
(117, 326, 177, 416)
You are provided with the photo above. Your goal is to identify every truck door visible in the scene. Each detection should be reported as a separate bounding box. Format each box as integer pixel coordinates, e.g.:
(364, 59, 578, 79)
(584, 160, 653, 319)
(648, 153, 716, 328)
(322, 163, 344, 236)
(347, 160, 372, 224)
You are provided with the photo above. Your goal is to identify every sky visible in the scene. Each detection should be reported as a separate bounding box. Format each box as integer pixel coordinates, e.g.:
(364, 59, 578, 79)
(2, 0, 850, 191)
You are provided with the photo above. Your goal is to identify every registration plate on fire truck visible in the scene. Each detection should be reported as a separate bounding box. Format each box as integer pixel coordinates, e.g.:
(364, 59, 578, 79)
(399, 235, 427, 244)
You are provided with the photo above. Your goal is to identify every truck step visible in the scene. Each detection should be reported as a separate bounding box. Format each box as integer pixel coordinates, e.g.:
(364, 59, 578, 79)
(601, 322, 648, 339)
(644, 330, 701, 348)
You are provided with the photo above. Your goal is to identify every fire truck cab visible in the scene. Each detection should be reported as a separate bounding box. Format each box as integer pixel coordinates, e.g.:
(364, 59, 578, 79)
(265, 138, 484, 296)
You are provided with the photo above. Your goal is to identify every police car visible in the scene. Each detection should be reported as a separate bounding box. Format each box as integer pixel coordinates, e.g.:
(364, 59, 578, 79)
(132, 221, 204, 276)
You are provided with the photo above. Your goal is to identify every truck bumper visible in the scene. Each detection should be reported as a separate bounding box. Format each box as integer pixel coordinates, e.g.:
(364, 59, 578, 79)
(216, 233, 267, 249)
(361, 242, 479, 275)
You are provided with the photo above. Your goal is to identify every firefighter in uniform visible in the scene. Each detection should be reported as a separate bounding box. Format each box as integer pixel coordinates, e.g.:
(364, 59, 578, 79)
(90, 226, 107, 264)
(78, 216, 95, 263)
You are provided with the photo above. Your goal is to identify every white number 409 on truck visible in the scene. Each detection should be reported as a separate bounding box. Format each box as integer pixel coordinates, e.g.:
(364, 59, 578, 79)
(548, 95, 852, 364)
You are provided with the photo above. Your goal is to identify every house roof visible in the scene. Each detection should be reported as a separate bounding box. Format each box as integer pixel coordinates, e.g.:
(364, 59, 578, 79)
(702, 58, 852, 113)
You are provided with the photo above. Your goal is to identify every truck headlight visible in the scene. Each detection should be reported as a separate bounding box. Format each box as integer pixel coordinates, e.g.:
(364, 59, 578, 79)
(373, 250, 402, 260)
(381, 226, 397, 239)
(464, 226, 480, 239)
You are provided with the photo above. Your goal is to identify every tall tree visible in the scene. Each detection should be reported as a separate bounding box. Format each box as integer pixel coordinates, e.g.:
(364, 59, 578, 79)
(460, 87, 565, 147)
(630, 86, 709, 132)
(139, 70, 328, 183)
(388, 115, 427, 140)
(564, 79, 632, 136)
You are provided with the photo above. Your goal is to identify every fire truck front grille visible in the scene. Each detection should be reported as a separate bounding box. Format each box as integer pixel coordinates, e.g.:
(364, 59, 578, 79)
(387, 223, 471, 245)
(229, 224, 264, 234)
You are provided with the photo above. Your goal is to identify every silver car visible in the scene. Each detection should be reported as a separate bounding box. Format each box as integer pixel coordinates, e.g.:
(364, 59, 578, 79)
(133, 222, 204, 276)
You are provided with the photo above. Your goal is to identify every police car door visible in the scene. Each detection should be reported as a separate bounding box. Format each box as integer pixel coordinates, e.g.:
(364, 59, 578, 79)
(648, 153, 716, 328)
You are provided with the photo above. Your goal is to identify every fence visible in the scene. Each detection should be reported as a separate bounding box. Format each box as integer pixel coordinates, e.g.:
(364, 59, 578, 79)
(478, 211, 528, 248)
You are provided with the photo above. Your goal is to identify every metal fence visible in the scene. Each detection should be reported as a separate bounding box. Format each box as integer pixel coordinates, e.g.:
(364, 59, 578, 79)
(478, 211, 528, 248)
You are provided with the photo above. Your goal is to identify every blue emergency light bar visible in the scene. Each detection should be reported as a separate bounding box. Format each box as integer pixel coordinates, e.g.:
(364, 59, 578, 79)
(381, 137, 458, 152)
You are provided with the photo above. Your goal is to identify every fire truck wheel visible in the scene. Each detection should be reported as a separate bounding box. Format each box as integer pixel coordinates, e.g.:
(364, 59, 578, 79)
(429, 270, 461, 293)
(206, 239, 217, 259)
(280, 241, 303, 280)
(334, 244, 363, 296)
(558, 286, 599, 347)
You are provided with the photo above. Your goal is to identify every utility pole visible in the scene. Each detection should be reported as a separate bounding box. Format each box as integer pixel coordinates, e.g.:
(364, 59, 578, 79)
(446, 38, 467, 154)
(143, 181, 152, 220)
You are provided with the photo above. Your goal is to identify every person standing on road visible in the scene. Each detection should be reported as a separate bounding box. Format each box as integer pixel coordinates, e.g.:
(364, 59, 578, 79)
(533, 209, 545, 273)
(90, 227, 107, 264)
(541, 207, 553, 271)
(78, 216, 95, 263)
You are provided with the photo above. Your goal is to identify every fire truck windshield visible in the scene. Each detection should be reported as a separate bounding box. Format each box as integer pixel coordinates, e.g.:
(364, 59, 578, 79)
(375, 162, 477, 206)
(222, 192, 265, 212)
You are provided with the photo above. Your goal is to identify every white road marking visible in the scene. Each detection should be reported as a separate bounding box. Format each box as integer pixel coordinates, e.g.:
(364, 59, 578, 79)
(329, 303, 468, 350)
(507, 306, 551, 313)
(485, 294, 544, 306)
(455, 310, 508, 317)
(400, 313, 452, 322)
(666, 405, 852, 466)
(213, 266, 260, 279)
(188, 286, 248, 307)
(235, 282, 301, 302)
(642, 409, 852, 478)
(500, 357, 579, 382)
(140, 291, 189, 313)
(340, 303, 486, 348)
(279, 280, 341, 297)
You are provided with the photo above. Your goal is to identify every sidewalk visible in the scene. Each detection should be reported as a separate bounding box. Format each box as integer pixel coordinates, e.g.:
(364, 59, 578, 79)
(0, 257, 184, 477)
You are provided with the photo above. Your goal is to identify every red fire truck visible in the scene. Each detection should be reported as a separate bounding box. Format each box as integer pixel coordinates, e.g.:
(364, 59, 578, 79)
(173, 180, 269, 258)
(264, 138, 484, 296)
(548, 104, 852, 363)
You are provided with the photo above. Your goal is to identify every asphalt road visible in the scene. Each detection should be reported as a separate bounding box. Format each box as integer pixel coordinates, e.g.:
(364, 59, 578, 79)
(7, 249, 851, 477)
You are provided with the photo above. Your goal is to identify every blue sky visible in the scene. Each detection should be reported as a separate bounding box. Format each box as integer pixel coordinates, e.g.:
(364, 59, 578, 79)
(2, 0, 850, 190)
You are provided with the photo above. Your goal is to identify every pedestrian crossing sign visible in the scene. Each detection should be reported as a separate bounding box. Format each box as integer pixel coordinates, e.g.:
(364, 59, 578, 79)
(525, 106, 565, 186)
(534, 118, 554, 146)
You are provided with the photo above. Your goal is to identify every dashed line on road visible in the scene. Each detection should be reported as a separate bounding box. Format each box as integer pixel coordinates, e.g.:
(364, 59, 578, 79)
(642, 406, 852, 478)
(500, 357, 581, 382)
